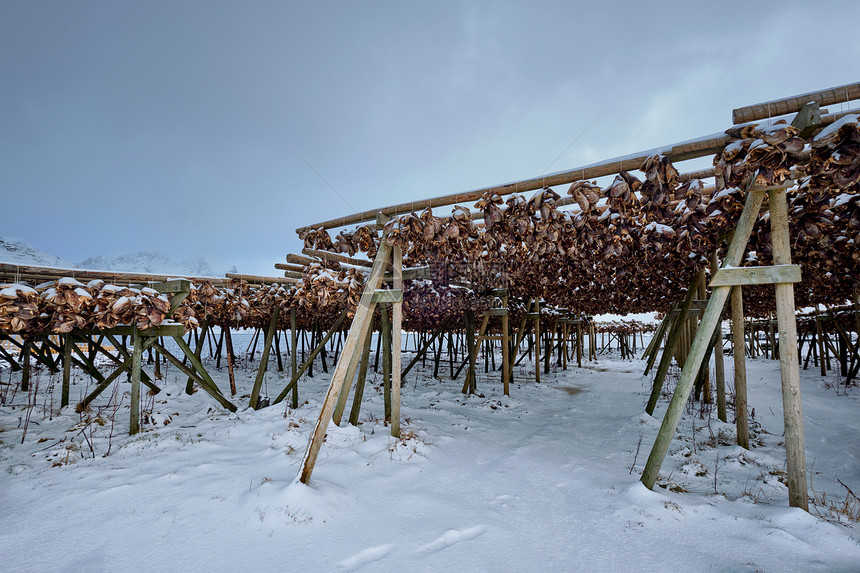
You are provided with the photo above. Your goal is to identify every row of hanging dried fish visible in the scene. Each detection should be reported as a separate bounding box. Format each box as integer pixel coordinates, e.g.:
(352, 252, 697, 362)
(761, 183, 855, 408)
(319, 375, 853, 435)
(305, 116, 859, 320)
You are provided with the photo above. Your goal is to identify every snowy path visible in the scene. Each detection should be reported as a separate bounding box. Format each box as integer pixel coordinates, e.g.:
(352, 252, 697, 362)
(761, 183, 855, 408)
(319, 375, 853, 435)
(1, 352, 858, 571)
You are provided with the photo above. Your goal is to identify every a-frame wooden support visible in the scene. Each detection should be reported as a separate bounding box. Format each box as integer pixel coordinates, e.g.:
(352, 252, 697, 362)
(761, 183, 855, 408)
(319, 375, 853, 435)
(299, 223, 402, 484)
(640, 179, 809, 510)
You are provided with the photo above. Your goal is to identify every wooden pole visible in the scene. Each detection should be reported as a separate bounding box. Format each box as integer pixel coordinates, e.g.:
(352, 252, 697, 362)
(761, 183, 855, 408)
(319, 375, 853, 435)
(185, 320, 210, 394)
(815, 311, 826, 376)
(576, 322, 583, 368)
(250, 307, 280, 409)
(130, 326, 143, 435)
(390, 245, 403, 438)
(463, 314, 489, 394)
(732, 81, 860, 124)
(534, 301, 541, 384)
(732, 286, 750, 449)
(224, 325, 237, 396)
(711, 253, 728, 422)
(332, 325, 371, 425)
(20, 338, 31, 391)
(643, 307, 675, 373)
(642, 186, 766, 490)
(348, 315, 375, 425)
(381, 305, 392, 421)
(769, 187, 808, 510)
(502, 292, 510, 396)
(290, 308, 298, 409)
(61, 334, 73, 408)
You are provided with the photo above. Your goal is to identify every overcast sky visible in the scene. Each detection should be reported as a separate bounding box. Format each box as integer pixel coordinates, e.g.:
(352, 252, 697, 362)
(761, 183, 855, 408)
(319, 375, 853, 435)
(2, 0, 859, 275)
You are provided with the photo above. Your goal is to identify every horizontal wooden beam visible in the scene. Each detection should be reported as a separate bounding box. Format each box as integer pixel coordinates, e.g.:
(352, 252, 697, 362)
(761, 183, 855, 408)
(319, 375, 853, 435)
(301, 247, 374, 268)
(371, 289, 402, 304)
(387, 266, 431, 281)
(483, 308, 509, 317)
(709, 264, 802, 287)
(148, 279, 190, 294)
(0, 263, 229, 286)
(274, 262, 306, 273)
(225, 273, 299, 285)
(732, 82, 860, 124)
(295, 132, 731, 232)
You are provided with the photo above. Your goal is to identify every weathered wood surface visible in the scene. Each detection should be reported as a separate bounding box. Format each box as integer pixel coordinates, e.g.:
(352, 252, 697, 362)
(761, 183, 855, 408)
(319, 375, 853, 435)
(0, 262, 229, 286)
(250, 307, 280, 409)
(390, 245, 403, 438)
(732, 82, 860, 124)
(709, 265, 801, 287)
(225, 273, 299, 284)
(769, 187, 808, 510)
(371, 289, 403, 304)
(732, 285, 750, 449)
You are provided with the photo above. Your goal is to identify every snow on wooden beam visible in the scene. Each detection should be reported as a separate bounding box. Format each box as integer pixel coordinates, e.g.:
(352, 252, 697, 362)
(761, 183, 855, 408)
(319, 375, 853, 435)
(732, 82, 860, 125)
(0, 262, 230, 286)
(296, 132, 730, 233)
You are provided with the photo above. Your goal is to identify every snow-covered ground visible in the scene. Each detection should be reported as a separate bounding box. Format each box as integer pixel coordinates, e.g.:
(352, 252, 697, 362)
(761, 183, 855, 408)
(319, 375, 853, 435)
(1, 335, 858, 572)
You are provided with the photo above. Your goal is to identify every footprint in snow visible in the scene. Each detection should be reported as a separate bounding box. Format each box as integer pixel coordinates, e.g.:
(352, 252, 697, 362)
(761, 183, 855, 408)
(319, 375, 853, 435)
(337, 544, 394, 571)
(415, 526, 487, 554)
(489, 494, 517, 511)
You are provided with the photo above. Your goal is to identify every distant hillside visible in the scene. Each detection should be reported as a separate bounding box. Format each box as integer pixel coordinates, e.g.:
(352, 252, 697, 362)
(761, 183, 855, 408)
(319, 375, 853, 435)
(1, 236, 236, 278)
(77, 252, 237, 277)
(0, 237, 73, 268)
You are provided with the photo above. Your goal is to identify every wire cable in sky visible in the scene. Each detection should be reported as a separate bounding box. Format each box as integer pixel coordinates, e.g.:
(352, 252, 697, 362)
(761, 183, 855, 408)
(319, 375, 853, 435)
(256, 112, 357, 213)
(540, 108, 607, 177)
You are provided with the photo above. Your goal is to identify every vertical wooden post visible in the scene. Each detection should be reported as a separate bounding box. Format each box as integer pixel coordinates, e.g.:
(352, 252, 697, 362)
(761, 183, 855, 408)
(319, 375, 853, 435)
(21, 337, 31, 391)
(533, 300, 541, 384)
(501, 293, 510, 396)
(544, 322, 551, 374)
(61, 334, 73, 408)
(561, 322, 568, 370)
(290, 308, 299, 409)
(710, 253, 728, 422)
(224, 325, 237, 396)
(381, 305, 392, 421)
(576, 322, 583, 368)
(390, 245, 403, 438)
(590, 322, 596, 361)
(185, 320, 209, 394)
(333, 320, 374, 425)
(250, 307, 280, 409)
(815, 311, 826, 376)
(769, 187, 808, 510)
(130, 326, 142, 435)
(348, 314, 375, 425)
(731, 285, 750, 449)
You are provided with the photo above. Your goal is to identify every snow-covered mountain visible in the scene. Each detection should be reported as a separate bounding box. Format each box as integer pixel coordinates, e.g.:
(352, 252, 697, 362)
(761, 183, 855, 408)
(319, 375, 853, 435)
(0, 237, 74, 268)
(77, 251, 237, 277)
(0, 237, 236, 278)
